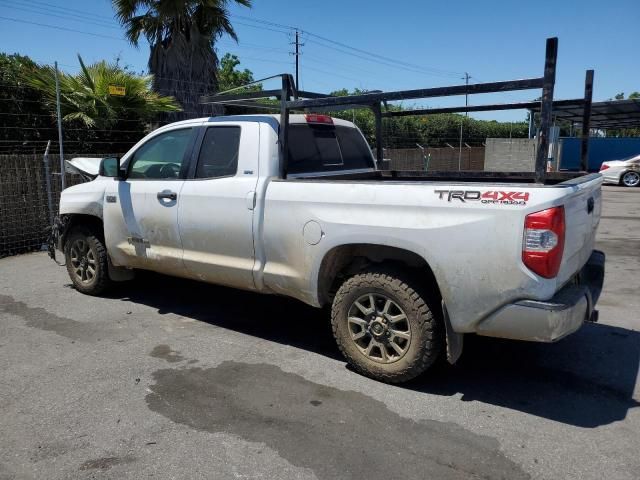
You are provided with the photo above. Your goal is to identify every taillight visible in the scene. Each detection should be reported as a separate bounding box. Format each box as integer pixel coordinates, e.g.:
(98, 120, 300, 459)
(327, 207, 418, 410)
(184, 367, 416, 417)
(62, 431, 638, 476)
(522, 206, 565, 278)
(599, 164, 610, 171)
(305, 114, 333, 125)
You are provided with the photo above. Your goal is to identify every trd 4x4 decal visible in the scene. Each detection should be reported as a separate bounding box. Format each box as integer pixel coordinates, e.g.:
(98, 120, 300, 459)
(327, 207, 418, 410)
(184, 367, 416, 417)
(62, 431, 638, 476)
(434, 190, 530, 205)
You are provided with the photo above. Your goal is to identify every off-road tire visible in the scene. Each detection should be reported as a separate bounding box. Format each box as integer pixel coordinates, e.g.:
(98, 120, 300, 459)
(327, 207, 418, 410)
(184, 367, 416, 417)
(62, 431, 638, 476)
(331, 267, 442, 383)
(64, 227, 112, 296)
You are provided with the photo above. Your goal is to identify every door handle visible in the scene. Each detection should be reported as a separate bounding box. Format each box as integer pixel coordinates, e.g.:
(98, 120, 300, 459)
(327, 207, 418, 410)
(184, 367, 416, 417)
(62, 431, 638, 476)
(157, 191, 177, 201)
(246, 191, 256, 210)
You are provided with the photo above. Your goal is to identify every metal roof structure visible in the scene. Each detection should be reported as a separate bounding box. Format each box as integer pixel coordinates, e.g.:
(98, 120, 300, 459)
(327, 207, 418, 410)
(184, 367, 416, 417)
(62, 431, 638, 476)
(533, 99, 640, 130)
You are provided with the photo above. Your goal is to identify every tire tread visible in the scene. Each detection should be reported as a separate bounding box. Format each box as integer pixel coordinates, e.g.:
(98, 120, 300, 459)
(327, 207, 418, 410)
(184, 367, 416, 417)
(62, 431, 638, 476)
(331, 267, 441, 383)
(64, 227, 112, 296)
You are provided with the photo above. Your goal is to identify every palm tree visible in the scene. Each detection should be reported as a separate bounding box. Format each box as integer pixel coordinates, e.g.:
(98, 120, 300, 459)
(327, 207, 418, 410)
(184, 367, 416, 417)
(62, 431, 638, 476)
(113, 0, 251, 121)
(26, 55, 180, 129)
(24, 55, 181, 152)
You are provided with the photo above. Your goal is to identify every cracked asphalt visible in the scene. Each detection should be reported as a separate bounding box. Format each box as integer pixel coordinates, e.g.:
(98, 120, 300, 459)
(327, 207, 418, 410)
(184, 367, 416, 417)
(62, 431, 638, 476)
(0, 186, 639, 480)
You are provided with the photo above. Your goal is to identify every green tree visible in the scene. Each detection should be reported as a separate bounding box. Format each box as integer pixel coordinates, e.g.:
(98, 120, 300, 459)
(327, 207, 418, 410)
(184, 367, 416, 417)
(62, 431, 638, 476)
(25, 55, 181, 152)
(26, 55, 180, 129)
(218, 53, 258, 92)
(0, 53, 52, 153)
(113, 0, 251, 120)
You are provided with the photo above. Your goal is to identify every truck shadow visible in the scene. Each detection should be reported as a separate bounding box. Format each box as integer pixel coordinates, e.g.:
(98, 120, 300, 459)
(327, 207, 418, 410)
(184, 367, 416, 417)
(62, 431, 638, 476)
(408, 326, 640, 428)
(112, 272, 639, 428)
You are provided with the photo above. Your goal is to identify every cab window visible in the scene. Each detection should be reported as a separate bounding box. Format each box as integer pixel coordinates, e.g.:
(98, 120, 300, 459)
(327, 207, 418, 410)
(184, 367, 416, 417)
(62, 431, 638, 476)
(195, 126, 241, 179)
(287, 124, 375, 174)
(128, 128, 192, 179)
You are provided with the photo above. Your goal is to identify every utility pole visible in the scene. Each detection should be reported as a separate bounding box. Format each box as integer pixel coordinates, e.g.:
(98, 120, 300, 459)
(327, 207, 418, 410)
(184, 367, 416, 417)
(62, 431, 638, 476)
(458, 72, 470, 170)
(290, 29, 303, 89)
(464, 72, 470, 117)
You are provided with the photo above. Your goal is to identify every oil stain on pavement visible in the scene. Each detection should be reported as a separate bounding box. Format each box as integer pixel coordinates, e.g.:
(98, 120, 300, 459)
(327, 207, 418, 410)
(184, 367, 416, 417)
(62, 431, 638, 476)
(149, 344, 185, 363)
(146, 361, 529, 480)
(0, 294, 99, 342)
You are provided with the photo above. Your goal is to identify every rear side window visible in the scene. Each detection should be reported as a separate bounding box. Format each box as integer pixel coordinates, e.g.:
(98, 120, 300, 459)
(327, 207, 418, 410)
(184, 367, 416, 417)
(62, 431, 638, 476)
(196, 126, 241, 178)
(287, 125, 374, 174)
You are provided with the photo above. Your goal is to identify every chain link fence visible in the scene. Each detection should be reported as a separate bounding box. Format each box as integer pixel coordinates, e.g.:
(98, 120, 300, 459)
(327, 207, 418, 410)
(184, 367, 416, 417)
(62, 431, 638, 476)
(383, 146, 485, 171)
(0, 152, 95, 258)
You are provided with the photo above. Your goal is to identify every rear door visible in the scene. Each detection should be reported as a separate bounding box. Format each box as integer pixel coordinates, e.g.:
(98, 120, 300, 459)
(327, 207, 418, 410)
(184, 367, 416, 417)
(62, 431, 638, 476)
(178, 122, 260, 289)
(104, 127, 197, 276)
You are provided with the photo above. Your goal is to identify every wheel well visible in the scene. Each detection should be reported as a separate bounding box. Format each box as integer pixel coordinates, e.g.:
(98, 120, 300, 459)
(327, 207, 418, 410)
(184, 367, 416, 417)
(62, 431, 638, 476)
(317, 244, 441, 307)
(61, 214, 104, 248)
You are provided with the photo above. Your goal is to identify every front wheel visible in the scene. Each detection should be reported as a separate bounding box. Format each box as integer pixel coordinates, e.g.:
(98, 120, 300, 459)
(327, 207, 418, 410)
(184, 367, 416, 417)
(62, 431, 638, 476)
(621, 171, 640, 187)
(331, 268, 442, 383)
(64, 228, 112, 295)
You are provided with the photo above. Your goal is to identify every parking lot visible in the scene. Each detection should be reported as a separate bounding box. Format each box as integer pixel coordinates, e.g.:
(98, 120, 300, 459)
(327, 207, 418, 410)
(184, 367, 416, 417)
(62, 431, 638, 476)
(0, 185, 638, 480)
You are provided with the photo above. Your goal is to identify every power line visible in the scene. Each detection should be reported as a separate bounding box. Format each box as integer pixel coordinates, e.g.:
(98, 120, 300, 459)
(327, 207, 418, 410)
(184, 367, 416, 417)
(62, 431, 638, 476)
(0, 4, 472, 85)
(3, 0, 120, 29)
(229, 13, 467, 80)
(232, 15, 296, 33)
(302, 65, 364, 85)
(303, 37, 461, 80)
(2, 0, 469, 81)
(14, 0, 118, 22)
(303, 31, 464, 78)
(303, 53, 380, 78)
(232, 20, 291, 35)
(0, 15, 125, 41)
(216, 42, 290, 54)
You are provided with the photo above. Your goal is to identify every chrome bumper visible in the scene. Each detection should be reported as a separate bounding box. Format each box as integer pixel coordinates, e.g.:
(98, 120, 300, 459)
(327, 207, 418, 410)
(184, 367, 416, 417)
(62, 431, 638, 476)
(477, 250, 605, 342)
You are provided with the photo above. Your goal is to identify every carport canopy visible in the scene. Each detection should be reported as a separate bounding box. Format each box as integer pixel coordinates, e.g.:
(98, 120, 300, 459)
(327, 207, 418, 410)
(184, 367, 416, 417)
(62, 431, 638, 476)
(532, 99, 640, 130)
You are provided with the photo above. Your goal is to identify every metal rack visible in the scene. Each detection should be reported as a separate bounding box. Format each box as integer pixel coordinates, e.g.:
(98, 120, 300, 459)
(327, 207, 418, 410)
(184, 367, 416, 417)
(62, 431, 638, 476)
(202, 37, 594, 183)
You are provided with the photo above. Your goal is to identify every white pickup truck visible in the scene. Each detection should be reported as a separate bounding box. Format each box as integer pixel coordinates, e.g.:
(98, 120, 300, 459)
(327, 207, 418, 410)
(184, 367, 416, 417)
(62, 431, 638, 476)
(53, 113, 605, 383)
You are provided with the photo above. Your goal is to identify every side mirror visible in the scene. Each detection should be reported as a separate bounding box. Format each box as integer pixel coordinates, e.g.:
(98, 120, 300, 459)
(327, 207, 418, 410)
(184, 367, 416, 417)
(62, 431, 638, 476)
(99, 157, 126, 179)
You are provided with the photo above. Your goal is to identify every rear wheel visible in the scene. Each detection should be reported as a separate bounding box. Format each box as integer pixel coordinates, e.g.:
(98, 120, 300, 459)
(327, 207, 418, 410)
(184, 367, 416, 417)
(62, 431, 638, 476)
(621, 171, 640, 187)
(64, 227, 111, 295)
(331, 267, 442, 383)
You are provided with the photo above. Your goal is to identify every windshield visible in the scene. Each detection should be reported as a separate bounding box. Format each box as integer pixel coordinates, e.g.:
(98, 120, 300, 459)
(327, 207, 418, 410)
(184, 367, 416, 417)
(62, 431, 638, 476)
(287, 124, 375, 174)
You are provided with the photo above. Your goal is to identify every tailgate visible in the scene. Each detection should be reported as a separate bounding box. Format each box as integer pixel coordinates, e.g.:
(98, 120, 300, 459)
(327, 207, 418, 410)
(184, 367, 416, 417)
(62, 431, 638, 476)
(556, 175, 602, 285)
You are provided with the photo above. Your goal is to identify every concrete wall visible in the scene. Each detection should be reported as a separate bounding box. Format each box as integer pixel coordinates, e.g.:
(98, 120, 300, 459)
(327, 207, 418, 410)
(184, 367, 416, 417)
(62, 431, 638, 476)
(484, 138, 537, 172)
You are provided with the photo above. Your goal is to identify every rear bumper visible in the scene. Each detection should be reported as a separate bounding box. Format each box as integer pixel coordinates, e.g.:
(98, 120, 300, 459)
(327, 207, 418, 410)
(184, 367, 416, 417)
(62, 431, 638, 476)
(476, 250, 605, 342)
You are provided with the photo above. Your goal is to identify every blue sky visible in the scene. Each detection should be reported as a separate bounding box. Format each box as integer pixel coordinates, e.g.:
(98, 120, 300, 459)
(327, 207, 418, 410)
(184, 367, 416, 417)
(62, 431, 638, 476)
(1, 0, 638, 121)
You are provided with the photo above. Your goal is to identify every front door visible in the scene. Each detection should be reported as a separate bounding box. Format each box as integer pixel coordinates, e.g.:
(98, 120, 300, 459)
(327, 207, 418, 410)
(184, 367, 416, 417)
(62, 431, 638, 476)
(104, 127, 196, 276)
(178, 123, 259, 289)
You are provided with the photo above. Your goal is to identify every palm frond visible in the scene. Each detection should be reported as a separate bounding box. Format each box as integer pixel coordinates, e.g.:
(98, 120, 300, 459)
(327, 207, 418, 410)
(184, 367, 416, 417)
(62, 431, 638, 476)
(76, 55, 95, 91)
(63, 111, 97, 128)
(22, 55, 181, 129)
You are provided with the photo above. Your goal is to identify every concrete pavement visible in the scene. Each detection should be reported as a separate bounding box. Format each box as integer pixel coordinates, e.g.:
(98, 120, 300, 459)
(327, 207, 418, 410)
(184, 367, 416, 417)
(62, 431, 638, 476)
(0, 185, 638, 479)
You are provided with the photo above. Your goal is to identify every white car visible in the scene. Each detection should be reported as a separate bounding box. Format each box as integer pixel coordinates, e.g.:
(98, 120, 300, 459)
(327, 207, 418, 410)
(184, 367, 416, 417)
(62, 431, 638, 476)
(599, 154, 640, 187)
